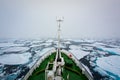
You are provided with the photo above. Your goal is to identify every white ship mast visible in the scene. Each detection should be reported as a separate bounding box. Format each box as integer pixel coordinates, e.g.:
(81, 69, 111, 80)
(45, 17, 65, 80)
(56, 16, 64, 51)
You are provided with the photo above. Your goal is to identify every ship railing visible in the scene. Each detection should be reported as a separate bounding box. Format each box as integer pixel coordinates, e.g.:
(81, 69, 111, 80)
(23, 49, 56, 80)
(61, 49, 94, 80)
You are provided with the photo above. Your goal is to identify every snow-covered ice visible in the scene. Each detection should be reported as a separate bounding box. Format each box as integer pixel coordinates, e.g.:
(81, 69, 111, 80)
(96, 55, 120, 78)
(0, 52, 31, 65)
(93, 66, 108, 76)
(69, 45, 89, 59)
(35, 47, 55, 57)
(0, 43, 23, 47)
(46, 39, 53, 43)
(40, 43, 52, 47)
(98, 47, 120, 55)
(2, 47, 29, 53)
(89, 42, 120, 55)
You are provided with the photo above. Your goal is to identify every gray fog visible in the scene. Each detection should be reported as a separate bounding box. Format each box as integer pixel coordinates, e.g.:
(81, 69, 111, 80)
(0, 0, 120, 39)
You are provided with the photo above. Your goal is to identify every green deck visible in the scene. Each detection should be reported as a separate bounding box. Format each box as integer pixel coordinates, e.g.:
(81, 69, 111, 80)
(27, 52, 88, 80)
(61, 53, 87, 80)
(28, 52, 56, 80)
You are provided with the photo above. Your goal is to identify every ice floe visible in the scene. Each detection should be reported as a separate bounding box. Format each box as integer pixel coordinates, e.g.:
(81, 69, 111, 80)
(69, 45, 90, 59)
(0, 43, 23, 48)
(35, 47, 55, 57)
(0, 52, 31, 65)
(96, 55, 120, 78)
(2, 47, 29, 53)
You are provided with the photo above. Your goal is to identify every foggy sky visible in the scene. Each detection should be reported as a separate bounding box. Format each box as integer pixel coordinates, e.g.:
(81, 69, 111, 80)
(0, 0, 120, 39)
